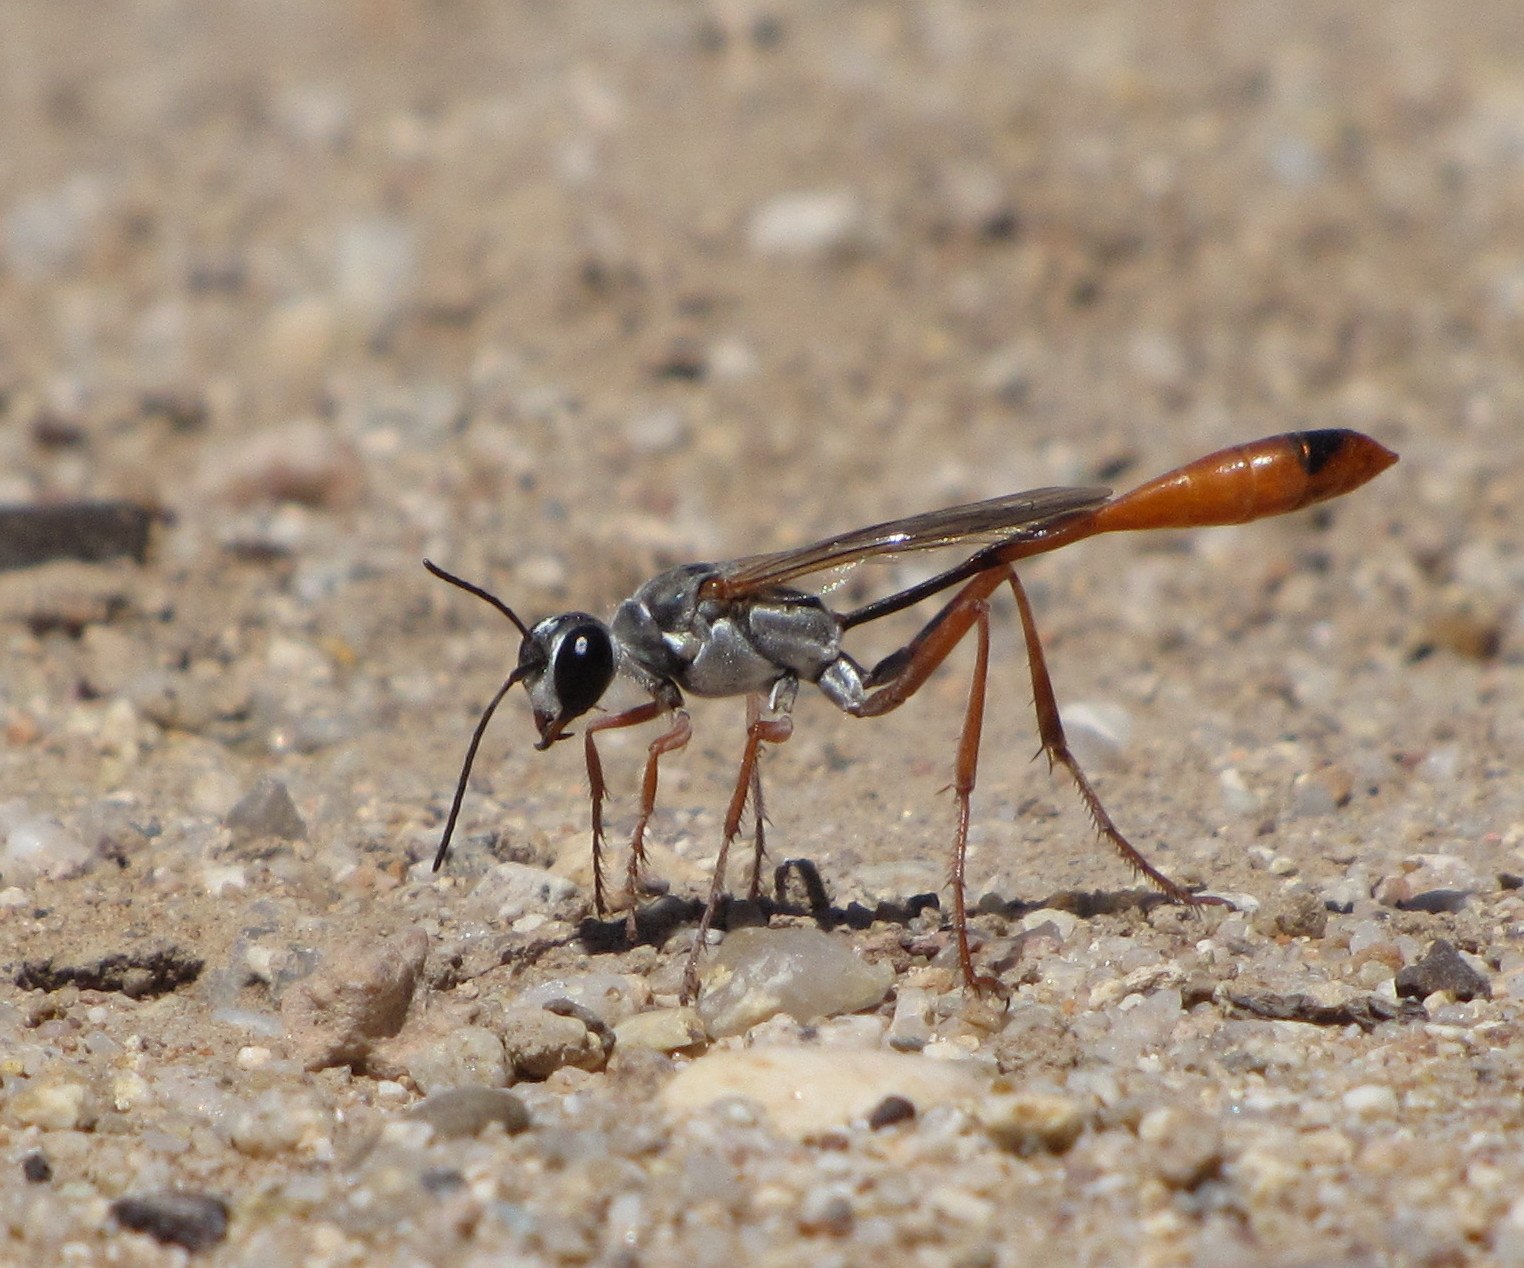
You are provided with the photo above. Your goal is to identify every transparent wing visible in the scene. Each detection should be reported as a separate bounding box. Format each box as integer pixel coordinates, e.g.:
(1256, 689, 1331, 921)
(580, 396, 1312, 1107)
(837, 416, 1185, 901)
(710, 484, 1112, 596)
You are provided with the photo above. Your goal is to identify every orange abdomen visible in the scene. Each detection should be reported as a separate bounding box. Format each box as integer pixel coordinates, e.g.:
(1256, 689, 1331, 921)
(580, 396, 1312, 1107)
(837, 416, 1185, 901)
(1089, 429, 1398, 535)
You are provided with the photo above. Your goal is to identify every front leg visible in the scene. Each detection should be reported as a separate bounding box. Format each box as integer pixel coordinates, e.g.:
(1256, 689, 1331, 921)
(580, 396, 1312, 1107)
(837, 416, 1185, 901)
(583, 700, 668, 916)
(625, 709, 693, 922)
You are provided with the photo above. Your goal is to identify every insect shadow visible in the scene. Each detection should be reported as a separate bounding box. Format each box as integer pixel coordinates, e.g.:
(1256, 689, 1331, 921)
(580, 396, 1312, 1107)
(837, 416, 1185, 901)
(573, 856, 1185, 956)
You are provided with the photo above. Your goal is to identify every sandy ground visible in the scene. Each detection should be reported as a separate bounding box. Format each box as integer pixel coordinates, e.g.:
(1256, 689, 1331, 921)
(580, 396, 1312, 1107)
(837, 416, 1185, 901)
(1, 2, 1522, 1263)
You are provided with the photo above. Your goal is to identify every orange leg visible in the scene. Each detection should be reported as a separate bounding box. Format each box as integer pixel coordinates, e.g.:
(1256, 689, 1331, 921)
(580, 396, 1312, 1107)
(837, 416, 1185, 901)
(947, 600, 992, 987)
(868, 591, 994, 985)
(745, 759, 767, 899)
(851, 565, 1215, 988)
(848, 576, 999, 986)
(681, 694, 794, 1001)
(583, 703, 691, 919)
(722, 693, 795, 894)
(1004, 569, 1226, 907)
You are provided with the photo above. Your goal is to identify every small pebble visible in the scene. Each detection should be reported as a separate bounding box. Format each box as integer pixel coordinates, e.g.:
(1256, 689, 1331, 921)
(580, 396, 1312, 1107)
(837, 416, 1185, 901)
(797, 1188, 854, 1237)
(4, 173, 112, 278)
(1219, 767, 1260, 816)
(465, 861, 581, 923)
(407, 1087, 530, 1139)
(226, 775, 307, 844)
(625, 406, 688, 454)
(696, 926, 893, 1038)
(1091, 989, 1183, 1066)
(866, 1095, 917, 1130)
(226, 1088, 329, 1156)
(1343, 1084, 1399, 1116)
(1138, 1107, 1224, 1189)
(281, 927, 429, 1070)
(612, 1007, 707, 1054)
(497, 1005, 607, 1079)
(7, 1079, 95, 1131)
(1062, 701, 1131, 771)
(235, 1046, 273, 1070)
(1288, 766, 1352, 817)
(128, 669, 219, 733)
(1255, 886, 1328, 939)
(979, 1092, 1086, 1156)
(1, 813, 90, 884)
(662, 1047, 982, 1140)
(404, 1026, 511, 1093)
(746, 189, 866, 259)
(886, 987, 933, 1052)
(334, 215, 416, 325)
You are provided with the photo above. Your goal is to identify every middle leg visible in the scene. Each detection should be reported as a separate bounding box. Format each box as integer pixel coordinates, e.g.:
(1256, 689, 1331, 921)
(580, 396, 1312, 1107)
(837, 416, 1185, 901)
(721, 692, 796, 895)
(682, 692, 795, 1002)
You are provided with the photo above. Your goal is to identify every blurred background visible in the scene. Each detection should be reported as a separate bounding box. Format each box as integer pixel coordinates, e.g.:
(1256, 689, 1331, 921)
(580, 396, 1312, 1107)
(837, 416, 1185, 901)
(7, 2, 1518, 562)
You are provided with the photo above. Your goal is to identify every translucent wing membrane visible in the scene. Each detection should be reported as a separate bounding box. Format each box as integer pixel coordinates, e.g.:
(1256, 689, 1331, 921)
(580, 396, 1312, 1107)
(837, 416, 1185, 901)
(710, 485, 1112, 595)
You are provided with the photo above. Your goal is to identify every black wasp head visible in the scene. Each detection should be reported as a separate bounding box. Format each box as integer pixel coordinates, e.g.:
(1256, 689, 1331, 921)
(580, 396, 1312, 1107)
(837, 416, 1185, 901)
(423, 560, 621, 875)
(522, 613, 616, 748)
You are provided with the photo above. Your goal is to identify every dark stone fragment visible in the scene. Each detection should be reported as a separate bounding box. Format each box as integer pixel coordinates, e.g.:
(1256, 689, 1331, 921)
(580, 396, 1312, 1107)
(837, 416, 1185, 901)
(0, 501, 158, 569)
(1396, 889, 1472, 914)
(15, 945, 203, 997)
(112, 1191, 229, 1252)
(140, 389, 209, 432)
(866, 1094, 916, 1130)
(21, 1151, 51, 1183)
(1395, 939, 1492, 1002)
(651, 340, 705, 381)
(420, 1167, 466, 1195)
(1227, 990, 1427, 1032)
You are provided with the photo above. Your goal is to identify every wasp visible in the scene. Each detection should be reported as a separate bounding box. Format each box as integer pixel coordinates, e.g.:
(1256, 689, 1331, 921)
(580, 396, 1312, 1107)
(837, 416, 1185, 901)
(428, 429, 1396, 996)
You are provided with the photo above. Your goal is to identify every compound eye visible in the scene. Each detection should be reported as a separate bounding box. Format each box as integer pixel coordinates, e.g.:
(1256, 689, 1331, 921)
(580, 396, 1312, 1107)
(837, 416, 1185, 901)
(552, 623, 614, 721)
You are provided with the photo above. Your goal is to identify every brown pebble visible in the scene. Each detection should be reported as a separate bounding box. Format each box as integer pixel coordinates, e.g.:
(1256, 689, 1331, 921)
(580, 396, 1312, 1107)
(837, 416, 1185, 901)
(866, 1094, 916, 1129)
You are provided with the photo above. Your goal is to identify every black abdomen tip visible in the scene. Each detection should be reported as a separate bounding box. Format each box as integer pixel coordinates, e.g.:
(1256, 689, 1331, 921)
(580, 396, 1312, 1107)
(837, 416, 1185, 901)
(1295, 429, 1352, 476)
